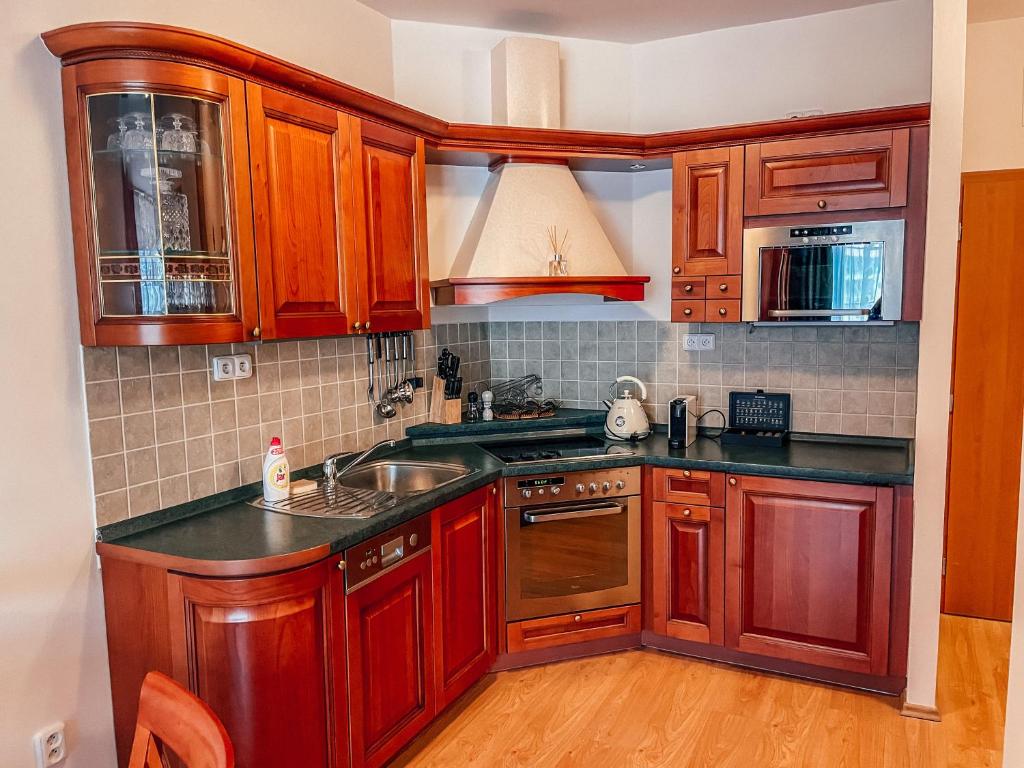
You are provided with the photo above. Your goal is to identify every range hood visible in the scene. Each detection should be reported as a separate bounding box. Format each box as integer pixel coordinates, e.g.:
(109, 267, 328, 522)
(432, 37, 649, 306)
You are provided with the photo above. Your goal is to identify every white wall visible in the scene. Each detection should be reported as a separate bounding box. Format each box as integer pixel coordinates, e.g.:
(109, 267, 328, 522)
(0, 2, 393, 766)
(391, 20, 633, 130)
(903, 0, 968, 712)
(963, 13, 1024, 171)
(631, 0, 933, 132)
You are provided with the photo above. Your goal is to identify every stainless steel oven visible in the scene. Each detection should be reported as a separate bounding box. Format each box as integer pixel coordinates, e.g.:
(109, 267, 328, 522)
(504, 466, 640, 622)
(742, 219, 905, 323)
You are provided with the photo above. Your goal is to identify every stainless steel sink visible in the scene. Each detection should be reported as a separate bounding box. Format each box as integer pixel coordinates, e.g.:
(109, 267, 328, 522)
(339, 460, 474, 497)
(248, 460, 475, 518)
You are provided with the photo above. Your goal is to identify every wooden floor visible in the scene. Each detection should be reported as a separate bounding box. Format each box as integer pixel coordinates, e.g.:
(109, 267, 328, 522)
(394, 615, 1010, 768)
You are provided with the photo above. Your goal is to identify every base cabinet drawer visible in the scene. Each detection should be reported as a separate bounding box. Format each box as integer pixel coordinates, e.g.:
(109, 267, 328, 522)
(671, 300, 706, 323)
(507, 605, 641, 654)
(652, 467, 725, 507)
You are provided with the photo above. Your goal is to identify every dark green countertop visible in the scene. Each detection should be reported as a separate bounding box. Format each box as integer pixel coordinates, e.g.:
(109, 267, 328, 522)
(404, 408, 605, 439)
(98, 422, 912, 574)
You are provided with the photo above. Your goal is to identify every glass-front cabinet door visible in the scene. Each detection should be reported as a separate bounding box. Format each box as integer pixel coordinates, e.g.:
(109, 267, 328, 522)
(62, 60, 256, 345)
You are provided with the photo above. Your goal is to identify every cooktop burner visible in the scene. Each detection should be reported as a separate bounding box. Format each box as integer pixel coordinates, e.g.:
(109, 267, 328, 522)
(482, 436, 635, 464)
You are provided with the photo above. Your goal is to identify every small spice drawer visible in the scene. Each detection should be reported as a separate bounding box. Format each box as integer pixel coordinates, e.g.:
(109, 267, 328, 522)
(672, 300, 706, 323)
(705, 299, 741, 323)
(672, 278, 706, 300)
(506, 604, 641, 653)
(652, 467, 726, 507)
(707, 275, 741, 298)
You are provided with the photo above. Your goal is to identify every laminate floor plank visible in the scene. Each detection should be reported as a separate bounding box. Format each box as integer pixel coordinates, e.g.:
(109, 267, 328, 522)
(394, 615, 1009, 767)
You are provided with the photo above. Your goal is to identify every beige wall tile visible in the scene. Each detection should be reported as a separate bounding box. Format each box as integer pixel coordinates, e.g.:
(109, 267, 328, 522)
(92, 454, 126, 494)
(95, 490, 128, 525)
(188, 468, 215, 499)
(120, 378, 153, 414)
(86, 381, 121, 419)
(83, 348, 118, 381)
(211, 400, 237, 433)
(123, 412, 156, 451)
(159, 476, 189, 507)
(89, 417, 124, 457)
(117, 347, 151, 378)
(152, 374, 183, 410)
(154, 408, 185, 444)
(128, 482, 160, 516)
(186, 436, 214, 472)
(183, 404, 212, 438)
(125, 447, 158, 486)
(157, 441, 187, 479)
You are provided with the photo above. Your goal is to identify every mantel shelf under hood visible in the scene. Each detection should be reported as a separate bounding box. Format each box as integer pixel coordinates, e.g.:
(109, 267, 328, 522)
(430, 276, 650, 305)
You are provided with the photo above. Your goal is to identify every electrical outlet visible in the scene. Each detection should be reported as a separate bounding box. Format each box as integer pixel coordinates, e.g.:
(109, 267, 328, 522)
(232, 354, 252, 378)
(34, 722, 66, 766)
(682, 334, 716, 351)
(212, 355, 236, 381)
(212, 354, 252, 381)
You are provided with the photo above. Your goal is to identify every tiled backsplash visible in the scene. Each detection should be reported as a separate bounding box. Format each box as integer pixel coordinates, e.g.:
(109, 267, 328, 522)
(84, 318, 920, 525)
(84, 323, 490, 524)
(487, 321, 919, 437)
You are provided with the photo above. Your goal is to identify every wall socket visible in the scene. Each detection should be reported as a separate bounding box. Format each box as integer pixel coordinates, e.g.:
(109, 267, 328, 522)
(682, 334, 716, 351)
(33, 722, 66, 766)
(212, 354, 253, 381)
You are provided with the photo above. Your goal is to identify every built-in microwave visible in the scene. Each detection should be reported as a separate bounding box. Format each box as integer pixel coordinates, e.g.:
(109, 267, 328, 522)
(741, 220, 905, 323)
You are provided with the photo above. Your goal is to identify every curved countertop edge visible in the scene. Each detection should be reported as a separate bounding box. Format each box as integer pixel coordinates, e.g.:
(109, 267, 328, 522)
(97, 434, 912, 577)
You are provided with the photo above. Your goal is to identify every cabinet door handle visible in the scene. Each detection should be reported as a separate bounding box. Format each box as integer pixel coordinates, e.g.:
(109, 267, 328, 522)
(353, 322, 363, 331)
(337, 560, 346, 571)
(728, 477, 737, 486)
(252, 326, 261, 338)
(573, 615, 582, 623)
(719, 283, 728, 292)
(365, 321, 371, 330)
(683, 470, 691, 478)
(684, 284, 693, 293)
(682, 508, 692, 517)
(719, 307, 728, 316)
(673, 266, 681, 275)
(683, 308, 692, 316)
(817, 199, 827, 209)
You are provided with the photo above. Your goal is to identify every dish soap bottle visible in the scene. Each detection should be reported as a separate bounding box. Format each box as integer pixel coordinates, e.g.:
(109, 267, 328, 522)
(263, 437, 290, 501)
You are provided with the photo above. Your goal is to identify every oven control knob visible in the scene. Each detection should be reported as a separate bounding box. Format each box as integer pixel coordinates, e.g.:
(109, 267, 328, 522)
(616, 480, 626, 490)
(576, 483, 585, 494)
(521, 489, 532, 499)
(588, 483, 598, 493)
(537, 488, 545, 496)
(550, 486, 560, 495)
(602, 481, 612, 492)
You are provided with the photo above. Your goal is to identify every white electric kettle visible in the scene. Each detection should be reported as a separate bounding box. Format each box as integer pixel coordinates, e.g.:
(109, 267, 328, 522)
(603, 376, 652, 441)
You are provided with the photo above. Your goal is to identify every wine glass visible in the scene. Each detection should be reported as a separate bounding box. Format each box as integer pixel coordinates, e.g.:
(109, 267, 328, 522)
(159, 113, 198, 153)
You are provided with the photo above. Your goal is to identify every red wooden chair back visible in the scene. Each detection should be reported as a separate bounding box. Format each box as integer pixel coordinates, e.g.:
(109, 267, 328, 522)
(127, 671, 234, 768)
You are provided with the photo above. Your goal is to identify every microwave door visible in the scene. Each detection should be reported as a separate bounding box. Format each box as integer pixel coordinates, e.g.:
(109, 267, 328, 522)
(760, 243, 885, 321)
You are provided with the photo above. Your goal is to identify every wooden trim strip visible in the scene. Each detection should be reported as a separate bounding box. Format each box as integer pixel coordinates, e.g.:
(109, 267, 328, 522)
(96, 540, 333, 578)
(42, 23, 931, 162)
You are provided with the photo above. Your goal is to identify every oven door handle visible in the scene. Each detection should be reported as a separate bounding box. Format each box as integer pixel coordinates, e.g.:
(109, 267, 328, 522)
(521, 502, 624, 524)
(768, 308, 870, 317)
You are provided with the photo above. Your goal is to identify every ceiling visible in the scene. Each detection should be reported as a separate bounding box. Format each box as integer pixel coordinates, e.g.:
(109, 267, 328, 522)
(359, 0, 895, 43)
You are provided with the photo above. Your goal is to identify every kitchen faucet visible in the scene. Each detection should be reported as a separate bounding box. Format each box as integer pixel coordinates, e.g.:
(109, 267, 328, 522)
(322, 439, 396, 492)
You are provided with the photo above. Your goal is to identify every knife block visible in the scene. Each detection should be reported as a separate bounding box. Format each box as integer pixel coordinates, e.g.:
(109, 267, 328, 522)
(429, 377, 462, 424)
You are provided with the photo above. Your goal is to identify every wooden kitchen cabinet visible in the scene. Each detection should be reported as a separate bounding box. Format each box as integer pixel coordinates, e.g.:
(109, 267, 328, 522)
(744, 129, 910, 216)
(346, 548, 435, 768)
(651, 502, 725, 645)
(724, 475, 894, 675)
(355, 120, 431, 333)
(57, 59, 259, 346)
(431, 486, 498, 711)
(247, 85, 363, 339)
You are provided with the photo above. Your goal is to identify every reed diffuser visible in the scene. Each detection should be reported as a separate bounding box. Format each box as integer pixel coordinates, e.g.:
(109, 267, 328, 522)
(547, 225, 569, 276)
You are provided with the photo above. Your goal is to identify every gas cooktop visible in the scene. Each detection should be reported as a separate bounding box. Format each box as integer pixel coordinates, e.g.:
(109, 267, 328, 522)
(481, 436, 636, 465)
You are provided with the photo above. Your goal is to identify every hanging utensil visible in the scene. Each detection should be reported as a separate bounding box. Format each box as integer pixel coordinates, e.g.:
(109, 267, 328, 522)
(365, 335, 375, 406)
(374, 334, 396, 418)
(395, 331, 414, 404)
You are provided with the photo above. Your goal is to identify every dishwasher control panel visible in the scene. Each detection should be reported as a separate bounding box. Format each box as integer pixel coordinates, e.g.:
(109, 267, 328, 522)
(344, 515, 430, 592)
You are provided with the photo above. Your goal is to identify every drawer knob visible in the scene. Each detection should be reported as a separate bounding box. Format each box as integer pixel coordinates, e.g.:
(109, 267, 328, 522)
(338, 560, 346, 571)
(353, 321, 363, 331)
(729, 477, 737, 486)
(684, 284, 693, 293)
(719, 307, 728, 316)
(673, 266, 681, 275)
(574, 615, 582, 623)
(817, 199, 827, 209)
(682, 508, 692, 517)
(252, 326, 261, 338)
(365, 321, 371, 330)
(683, 308, 692, 316)
(719, 283, 728, 292)
(683, 470, 691, 478)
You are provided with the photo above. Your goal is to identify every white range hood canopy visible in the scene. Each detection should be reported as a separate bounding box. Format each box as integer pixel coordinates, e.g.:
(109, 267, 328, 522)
(448, 37, 629, 280)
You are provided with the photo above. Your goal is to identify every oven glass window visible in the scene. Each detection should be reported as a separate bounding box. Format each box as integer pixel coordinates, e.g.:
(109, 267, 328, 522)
(517, 506, 630, 600)
(760, 242, 886, 321)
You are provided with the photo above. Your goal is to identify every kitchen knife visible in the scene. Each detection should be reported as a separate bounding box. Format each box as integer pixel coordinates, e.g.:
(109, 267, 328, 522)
(448, 355, 460, 382)
(453, 377, 463, 399)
